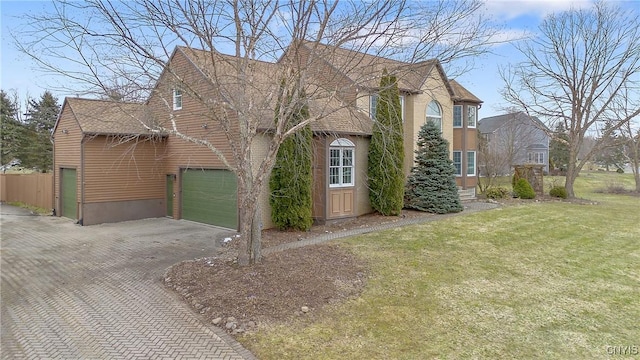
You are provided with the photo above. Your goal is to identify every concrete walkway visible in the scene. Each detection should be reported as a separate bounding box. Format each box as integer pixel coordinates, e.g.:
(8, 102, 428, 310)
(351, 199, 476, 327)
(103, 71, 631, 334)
(263, 201, 500, 255)
(0, 205, 256, 360)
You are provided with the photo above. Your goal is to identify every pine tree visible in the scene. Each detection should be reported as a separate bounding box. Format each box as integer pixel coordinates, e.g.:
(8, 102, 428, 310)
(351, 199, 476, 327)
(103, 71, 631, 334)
(594, 121, 626, 171)
(367, 69, 405, 215)
(405, 120, 462, 214)
(549, 122, 570, 172)
(269, 89, 313, 231)
(22, 91, 60, 172)
(0, 90, 25, 171)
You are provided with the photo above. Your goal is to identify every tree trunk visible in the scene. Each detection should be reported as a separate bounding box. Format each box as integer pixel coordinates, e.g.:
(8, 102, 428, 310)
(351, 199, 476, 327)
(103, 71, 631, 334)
(237, 203, 262, 266)
(565, 155, 577, 198)
(250, 205, 262, 262)
(633, 160, 640, 193)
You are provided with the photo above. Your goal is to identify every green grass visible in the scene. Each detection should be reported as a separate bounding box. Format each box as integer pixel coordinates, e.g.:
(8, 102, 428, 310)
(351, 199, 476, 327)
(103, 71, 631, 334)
(245, 173, 639, 359)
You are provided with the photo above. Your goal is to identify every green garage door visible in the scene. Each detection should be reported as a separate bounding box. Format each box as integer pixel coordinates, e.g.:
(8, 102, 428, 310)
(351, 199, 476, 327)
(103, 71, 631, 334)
(181, 169, 238, 229)
(61, 168, 77, 219)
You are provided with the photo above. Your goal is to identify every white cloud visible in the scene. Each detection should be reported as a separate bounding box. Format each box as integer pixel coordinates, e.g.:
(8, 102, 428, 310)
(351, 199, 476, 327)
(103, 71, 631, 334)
(488, 28, 535, 45)
(483, 0, 595, 21)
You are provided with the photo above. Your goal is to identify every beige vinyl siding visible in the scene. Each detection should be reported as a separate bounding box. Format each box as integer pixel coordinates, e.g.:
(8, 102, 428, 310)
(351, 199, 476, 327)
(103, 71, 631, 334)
(147, 50, 241, 220)
(251, 133, 274, 229)
(354, 136, 372, 216)
(403, 94, 416, 175)
(149, 50, 239, 174)
(83, 136, 165, 203)
(410, 68, 454, 157)
(53, 103, 83, 215)
(403, 70, 454, 175)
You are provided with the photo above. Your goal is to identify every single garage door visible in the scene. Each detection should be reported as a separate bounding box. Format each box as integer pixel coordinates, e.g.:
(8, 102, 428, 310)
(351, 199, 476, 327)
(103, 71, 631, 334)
(61, 168, 77, 219)
(181, 169, 238, 229)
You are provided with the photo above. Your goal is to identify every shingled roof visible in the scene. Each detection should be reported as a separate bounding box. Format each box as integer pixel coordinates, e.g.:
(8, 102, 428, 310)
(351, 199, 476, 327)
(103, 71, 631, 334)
(177, 46, 373, 136)
(478, 112, 549, 134)
(449, 80, 482, 103)
(57, 98, 156, 136)
(298, 40, 449, 94)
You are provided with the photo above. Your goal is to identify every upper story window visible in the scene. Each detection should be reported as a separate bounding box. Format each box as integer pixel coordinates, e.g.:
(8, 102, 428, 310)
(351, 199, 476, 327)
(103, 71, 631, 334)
(467, 105, 477, 128)
(370, 94, 405, 122)
(329, 138, 355, 187)
(528, 152, 545, 164)
(173, 89, 183, 110)
(453, 105, 463, 128)
(427, 100, 442, 132)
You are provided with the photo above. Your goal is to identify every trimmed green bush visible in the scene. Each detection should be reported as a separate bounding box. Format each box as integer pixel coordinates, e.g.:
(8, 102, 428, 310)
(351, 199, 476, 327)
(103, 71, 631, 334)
(485, 187, 510, 199)
(269, 88, 313, 231)
(616, 168, 624, 174)
(549, 186, 568, 199)
(368, 69, 405, 216)
(513, 178, 536, 199)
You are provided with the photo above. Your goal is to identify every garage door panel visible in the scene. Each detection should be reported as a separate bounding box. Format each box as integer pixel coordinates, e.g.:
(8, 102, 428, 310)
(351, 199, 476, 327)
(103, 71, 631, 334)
(182, 169, 238, 229)
(61, 168, 77, 219)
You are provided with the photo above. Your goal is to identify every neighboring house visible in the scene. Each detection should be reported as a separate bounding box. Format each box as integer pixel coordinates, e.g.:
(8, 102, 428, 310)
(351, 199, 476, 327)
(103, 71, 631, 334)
(53, 42, 481, 229)
(477, 112, 550, 175)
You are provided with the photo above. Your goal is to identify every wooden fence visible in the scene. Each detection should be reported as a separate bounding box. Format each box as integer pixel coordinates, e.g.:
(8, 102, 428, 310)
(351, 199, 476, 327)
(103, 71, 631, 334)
(0, 173, 54, 210)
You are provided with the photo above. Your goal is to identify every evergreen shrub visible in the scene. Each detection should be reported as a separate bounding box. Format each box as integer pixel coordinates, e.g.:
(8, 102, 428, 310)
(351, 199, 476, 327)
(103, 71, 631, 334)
(404, 121, 462, 214)
(513, 178, 536, 199)
(549, 186, 568, 199)
(485, 187, 509, 199)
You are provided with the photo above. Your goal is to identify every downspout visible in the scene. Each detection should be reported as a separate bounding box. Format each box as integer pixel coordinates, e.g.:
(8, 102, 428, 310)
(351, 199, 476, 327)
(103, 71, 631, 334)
(51, 133, 56, 215)
(79, 133, 86, 225)
(462, 104, 467, 189)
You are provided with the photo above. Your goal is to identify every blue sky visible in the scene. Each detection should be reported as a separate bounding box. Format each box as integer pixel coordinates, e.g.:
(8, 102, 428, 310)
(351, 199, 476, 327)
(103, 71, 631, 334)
(1, 0, 636, 118)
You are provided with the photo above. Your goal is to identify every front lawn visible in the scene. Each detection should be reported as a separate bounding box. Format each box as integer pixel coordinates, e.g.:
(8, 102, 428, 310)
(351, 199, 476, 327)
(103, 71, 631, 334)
(244, 173, 639, 359)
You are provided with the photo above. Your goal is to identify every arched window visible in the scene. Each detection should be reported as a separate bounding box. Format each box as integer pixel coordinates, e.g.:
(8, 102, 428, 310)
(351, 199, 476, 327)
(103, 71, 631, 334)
(329, 138, 355, 187)
(426, 100, 442, 132)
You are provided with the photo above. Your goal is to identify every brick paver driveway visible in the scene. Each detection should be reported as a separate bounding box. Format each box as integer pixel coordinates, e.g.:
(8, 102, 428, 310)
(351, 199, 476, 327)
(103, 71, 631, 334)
(0, 205, 255, 359)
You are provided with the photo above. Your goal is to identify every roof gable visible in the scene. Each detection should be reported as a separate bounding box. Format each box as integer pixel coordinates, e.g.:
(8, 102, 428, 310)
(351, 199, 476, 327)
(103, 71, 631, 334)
(299, 41, 452, 95)
(62, 98, 154, 136)
(478, 112, 549, 134)
(449, 79, 482, 104)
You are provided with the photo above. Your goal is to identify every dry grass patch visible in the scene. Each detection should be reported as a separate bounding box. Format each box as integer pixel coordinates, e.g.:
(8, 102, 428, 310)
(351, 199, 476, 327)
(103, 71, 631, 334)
(245, 184, 639, 359)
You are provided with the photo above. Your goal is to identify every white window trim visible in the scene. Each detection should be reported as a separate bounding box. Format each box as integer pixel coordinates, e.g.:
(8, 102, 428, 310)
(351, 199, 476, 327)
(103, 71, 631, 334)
(173, 88, 183, 110)
(427, 100, 442, 133)
(453, 105, 463, 128)
(453, 151, 462, 177)
(399, 95, 405, 123)
(467, 106, 477, 128)
(329, 138, 355, 188)
(467, 151, 476, 176)
(528, 151, 545, 164)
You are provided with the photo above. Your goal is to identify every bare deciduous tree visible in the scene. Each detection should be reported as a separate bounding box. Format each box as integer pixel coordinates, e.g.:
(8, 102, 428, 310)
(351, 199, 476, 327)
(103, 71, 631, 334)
(15, 0, 499, 265)
(500, 1, 640, 197)
(477, 112, 548, 192)
(614, 86, 640, 192)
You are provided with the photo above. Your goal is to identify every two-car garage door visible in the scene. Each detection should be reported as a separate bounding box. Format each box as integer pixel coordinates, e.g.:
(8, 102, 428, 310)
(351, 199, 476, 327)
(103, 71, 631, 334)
(181, 169, 238, 229)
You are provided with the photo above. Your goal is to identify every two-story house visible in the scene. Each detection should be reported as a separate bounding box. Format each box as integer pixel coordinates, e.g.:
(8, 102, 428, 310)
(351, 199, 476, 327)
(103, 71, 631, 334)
(477, 112, 550, 176)
(52, 42, 481, 228)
